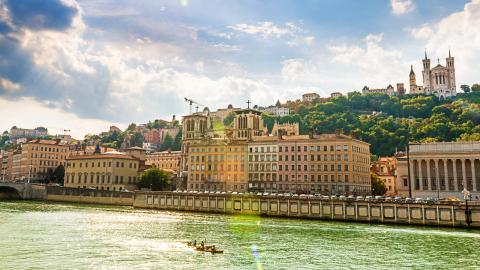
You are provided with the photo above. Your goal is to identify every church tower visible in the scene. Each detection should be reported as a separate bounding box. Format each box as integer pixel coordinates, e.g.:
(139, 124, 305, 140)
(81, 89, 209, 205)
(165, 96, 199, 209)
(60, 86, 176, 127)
(446, 48, 456, 94)
(232, 108, 265, 140)
(422, 49, 432, 93)
(409, 65, 416, 93)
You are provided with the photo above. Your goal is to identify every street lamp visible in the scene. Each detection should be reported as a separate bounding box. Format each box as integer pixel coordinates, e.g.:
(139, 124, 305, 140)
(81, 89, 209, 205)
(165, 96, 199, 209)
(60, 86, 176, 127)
(462, 188, 472, 227)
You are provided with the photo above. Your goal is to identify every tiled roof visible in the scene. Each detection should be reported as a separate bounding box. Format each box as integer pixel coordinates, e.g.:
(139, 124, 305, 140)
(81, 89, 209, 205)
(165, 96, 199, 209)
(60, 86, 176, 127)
(67, 154, 136, 160)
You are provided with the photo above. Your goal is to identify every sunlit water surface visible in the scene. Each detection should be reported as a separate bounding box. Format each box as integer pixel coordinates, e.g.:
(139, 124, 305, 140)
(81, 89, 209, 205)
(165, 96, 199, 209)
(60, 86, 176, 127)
(1, 201, 479, 269)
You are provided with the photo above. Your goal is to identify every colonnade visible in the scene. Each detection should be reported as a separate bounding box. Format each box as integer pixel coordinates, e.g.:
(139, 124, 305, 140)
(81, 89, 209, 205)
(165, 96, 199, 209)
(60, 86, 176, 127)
(409, 158, 479, 192)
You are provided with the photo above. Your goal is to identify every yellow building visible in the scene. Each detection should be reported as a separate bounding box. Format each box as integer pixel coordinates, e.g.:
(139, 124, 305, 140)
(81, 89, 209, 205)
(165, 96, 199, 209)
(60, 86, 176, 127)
(64, 148, 145, 191)
(146, 150, 181, 175)
(187, 140, 248, 192)
(8, 139, 69, 182)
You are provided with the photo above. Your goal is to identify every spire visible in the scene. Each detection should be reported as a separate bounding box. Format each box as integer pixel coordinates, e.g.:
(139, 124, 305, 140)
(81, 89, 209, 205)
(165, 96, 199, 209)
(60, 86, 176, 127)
(409, 65, 415, 76)
(424, 48, 428, 59)
(438, 58, 440, 65)
(448, 47, 451, 58)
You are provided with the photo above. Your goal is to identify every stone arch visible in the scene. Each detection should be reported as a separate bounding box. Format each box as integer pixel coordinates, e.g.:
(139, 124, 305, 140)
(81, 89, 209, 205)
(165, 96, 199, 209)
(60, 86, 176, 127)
(0, 186, 21, 200)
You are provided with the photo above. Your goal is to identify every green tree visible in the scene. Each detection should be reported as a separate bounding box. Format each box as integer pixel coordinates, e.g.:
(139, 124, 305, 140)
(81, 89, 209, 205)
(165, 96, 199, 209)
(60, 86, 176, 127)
(160, 134, 174, 151)
(371, 173, 387, 196)
(223, 112, 235, 126)
(52, 165, 65, 184)
(461, 84, 471, 93)
(46, 168, 55, 183)
(137, 168, 171, 191)
(172, 131, 182, 151)
(472, 84, 480, 92)
(127, 123, 137, 131)
(129, 132, 144, 147)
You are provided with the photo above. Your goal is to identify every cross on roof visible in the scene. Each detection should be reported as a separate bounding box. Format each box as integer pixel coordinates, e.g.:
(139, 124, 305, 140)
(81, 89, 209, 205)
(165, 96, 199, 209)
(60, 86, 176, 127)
(246, 100, 251, 109)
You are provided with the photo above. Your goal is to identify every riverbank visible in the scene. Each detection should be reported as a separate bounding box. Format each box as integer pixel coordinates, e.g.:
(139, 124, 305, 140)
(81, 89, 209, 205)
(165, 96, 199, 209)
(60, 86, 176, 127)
(134, 191, 480, 229)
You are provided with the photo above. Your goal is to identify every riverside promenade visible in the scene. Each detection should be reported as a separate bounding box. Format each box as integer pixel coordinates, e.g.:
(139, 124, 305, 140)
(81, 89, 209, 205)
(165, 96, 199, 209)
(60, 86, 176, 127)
(134, 191, 480, 229)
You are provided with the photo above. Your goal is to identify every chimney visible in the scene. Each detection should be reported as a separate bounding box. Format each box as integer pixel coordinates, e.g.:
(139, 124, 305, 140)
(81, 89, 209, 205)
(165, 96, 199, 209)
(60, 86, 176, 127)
(308, 128, 315, 139)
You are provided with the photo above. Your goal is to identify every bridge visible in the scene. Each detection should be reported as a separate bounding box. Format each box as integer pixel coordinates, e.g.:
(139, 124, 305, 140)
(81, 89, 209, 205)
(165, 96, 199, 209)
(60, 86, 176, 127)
(0, 182, 47, 200)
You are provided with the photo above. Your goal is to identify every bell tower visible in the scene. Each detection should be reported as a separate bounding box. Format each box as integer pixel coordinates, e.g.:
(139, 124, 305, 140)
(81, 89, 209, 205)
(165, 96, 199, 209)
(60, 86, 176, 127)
(446, 48, 456, 94)
(422, 49, 432, 92)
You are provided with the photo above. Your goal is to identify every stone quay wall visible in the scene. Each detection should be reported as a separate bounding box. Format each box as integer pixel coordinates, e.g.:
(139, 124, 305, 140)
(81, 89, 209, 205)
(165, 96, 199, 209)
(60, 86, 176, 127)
(47, 186, 134, 206)
(134, 192, 480, 229)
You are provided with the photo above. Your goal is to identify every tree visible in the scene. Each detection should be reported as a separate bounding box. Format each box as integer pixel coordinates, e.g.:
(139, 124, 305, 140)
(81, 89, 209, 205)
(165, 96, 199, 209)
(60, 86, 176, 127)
(137, 168, 172, 191)
(46, 168, 55, 183)
(472, 84, 480, 92)
(461, 84, 471, 93)
(223, 112, 235, 126)
(53, 165, 65, 184)
(160, 134, 174, 151)
(129, 132, 144, 147)
(172, 131, 182, 151)
(371, 173, 387, 196)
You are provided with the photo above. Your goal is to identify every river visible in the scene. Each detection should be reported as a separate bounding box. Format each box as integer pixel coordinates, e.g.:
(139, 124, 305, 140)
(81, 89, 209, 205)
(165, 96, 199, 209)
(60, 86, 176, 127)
(1, 201, 479, 269)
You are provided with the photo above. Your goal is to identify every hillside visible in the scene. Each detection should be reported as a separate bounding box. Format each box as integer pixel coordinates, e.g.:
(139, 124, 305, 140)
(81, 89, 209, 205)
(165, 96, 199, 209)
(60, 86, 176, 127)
(263, 92, 480, 157)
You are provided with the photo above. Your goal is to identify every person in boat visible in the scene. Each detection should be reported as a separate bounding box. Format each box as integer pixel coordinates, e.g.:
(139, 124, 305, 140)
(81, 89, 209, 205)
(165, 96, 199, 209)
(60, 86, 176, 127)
(193, 240, 196, 246)
(200, 241, 204, 249)
(211, 245, 216, 251)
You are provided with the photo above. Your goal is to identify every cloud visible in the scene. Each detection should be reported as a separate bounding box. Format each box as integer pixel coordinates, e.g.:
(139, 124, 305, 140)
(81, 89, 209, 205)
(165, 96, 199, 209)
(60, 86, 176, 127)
(406, 24, 434, 39)
(0, 97, 123, 138)
(390, 0, 415, 15)
(420, 0, 480, 85)
(0, 78, 21, 91)
(228, 21, 302, 39)
(327, 33, 407, 87)
(281, 59, 306, 81)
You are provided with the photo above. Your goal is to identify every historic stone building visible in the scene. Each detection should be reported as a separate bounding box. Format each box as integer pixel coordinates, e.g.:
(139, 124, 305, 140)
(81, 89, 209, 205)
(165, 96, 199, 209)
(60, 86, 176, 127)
(371, 157, 397, 196)
(409, 50, 456, 98)
(146, 150, 182, 176)
(362, 85, 395, 96)
(271, 122, 299, 137)
(64, 147, 145, 191)
(395, 142, 480, 199)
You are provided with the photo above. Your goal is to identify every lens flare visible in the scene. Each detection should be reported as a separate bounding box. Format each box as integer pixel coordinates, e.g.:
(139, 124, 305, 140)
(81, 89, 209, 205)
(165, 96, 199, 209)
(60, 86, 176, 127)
(180, 0, 188, 7)
(251, 244, 263, 270)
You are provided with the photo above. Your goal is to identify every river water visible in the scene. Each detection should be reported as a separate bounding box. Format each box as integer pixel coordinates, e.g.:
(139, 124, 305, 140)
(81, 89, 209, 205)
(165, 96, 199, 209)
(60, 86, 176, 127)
(1, 201, 479, 269)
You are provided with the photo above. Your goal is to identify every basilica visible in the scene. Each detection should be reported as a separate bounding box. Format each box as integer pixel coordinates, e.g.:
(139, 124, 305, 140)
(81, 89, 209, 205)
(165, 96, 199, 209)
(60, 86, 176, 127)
(409, 50, 456, 98)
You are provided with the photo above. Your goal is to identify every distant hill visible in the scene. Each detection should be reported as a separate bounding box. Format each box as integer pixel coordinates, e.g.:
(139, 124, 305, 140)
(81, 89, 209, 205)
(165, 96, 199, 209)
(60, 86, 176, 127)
(262, 92, 480, 157)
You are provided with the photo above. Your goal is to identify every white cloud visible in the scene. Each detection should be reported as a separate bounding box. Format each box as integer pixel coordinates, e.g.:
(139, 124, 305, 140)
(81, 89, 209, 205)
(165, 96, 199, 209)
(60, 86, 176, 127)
(281, 59, 305, 81)
(228, 21, 302, 39)
(0, 78, 21, 92)
(0, 97, 123, 138)
(406, 24, 434, 39)
(391, 0, 415, 15)
(420, 0, 480, 85)
(327, 33, 407, 87)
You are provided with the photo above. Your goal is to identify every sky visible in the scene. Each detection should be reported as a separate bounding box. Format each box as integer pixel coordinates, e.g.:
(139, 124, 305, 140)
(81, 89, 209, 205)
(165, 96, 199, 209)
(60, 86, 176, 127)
(0, 0, 479, 138)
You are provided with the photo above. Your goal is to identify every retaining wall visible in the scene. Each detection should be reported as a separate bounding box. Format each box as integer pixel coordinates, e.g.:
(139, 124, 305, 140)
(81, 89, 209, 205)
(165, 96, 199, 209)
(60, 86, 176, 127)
(134, 192, 480, 229)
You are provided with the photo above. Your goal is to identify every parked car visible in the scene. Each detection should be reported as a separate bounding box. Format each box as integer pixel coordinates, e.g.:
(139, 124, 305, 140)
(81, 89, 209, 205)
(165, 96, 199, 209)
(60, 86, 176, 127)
(384, 196, 393, 202)
(347, 195, 356, 201)
(374, 195, 385, 201)
(356, 196, 364, 201)
(415, 198, 424, 203)
(321, 195, 330, 200)
(365, 196, 374, 201)
(394, 196, 403, 203)
(405, 197, 413, 203)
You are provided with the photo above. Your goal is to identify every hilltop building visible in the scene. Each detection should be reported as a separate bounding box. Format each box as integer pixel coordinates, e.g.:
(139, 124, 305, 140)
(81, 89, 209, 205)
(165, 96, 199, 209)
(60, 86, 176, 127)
(271, 122, 299, 137)
(409, 50, 456, 98)
(302, 93, 320, 102)
(258, 101, 290, 117)
(362, 85, 395, 96)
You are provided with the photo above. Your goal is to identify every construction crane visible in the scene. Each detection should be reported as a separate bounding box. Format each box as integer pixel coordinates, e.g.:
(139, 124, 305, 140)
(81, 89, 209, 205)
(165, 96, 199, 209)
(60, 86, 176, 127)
(47, 127, 71, 136)
(184, 97, 204, 114)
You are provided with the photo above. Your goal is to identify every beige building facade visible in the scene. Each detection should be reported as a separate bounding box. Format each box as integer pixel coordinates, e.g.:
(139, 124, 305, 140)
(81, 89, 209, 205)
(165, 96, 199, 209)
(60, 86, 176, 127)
(371, 157, 397, 196)
(146, 150, 181, 175)
(64, 149, 144, 191)
(396, 142, 480, 199)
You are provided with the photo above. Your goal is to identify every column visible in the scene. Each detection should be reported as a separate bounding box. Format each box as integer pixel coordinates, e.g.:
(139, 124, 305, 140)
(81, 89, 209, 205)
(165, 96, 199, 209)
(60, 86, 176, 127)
(443, 159, 449, 191)
(409, 159, 416, 191)
(461, 159, 467, 190)
(426, 160, 432, 191)
(453, 159, 458, 191)
(418, 160, 423, 191)
(471, 159, 477, 192)
(435, 159, 440, 190)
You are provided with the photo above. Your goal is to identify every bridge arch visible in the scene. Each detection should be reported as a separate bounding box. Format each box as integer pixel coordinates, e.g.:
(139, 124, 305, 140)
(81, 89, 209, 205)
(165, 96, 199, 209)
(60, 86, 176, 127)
(0, 186, 22, 200)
